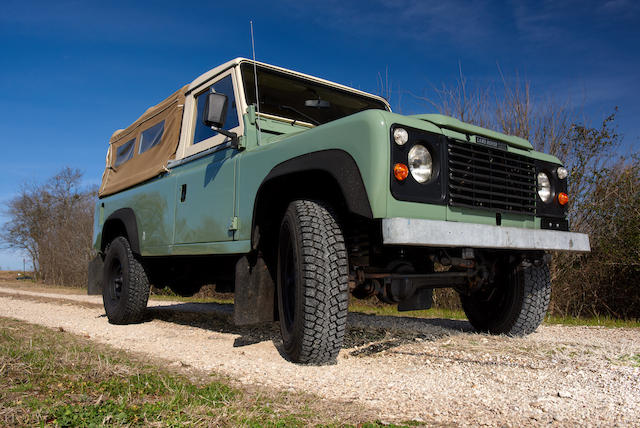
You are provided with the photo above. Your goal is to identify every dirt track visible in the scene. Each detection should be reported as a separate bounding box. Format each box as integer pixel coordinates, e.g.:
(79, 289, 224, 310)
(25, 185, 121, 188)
(0, 283, 638, 427)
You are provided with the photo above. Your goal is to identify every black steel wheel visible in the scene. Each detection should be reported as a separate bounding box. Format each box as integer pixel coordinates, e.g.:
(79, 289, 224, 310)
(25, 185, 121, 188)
(276, 200, 349, 365)
(461, 263, 551, 336)
(102, 236, 150, 324)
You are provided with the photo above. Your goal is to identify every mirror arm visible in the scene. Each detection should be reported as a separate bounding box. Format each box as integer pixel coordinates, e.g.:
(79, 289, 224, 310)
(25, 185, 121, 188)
(210, 126, 240, 149)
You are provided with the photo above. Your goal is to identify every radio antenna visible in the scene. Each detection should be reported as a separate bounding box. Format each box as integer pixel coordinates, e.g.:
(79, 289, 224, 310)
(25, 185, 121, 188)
(250, 21, 261, 145)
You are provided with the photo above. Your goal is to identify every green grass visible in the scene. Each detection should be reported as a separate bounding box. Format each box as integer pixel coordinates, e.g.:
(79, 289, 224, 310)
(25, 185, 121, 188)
(149, 293, 234, 305)
(0, 317, 413, 427)
(350, 302, 640, 328)
(348, 302, 467, 320)
(616, 354, 640, 367)
(544, 314, 640, 328)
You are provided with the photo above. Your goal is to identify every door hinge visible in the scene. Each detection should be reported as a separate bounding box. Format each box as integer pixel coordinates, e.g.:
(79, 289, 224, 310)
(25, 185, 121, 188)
(229, 216, 239, 231)
(237, 135, 246, 150)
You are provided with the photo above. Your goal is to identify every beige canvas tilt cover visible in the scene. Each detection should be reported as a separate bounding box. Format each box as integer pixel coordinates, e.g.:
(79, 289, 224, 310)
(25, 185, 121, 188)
(99, 85, 188, 197)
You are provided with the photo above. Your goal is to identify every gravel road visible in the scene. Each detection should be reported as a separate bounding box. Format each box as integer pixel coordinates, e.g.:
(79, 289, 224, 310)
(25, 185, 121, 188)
(0, 284, 638, 427)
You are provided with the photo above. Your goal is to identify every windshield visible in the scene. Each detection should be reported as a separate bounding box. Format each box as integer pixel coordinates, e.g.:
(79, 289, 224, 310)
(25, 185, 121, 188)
(240, 63, 389, 126)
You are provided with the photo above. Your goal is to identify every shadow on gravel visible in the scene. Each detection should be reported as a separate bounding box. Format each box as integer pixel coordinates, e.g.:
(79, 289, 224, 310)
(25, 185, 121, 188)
(144, 302, 473, 357)
(145, 302, 279, 349)
(346, 313, 472, 357)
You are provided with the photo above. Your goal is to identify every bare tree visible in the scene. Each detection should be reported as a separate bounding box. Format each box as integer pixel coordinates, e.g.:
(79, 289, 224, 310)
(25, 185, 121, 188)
(413, 61, 492, 128)
(1, 167, 96, 286)
(2, 185, 48, 277)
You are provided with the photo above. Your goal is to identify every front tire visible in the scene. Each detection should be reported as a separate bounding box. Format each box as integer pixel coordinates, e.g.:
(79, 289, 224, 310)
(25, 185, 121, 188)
(276, 200, 349, 364)
(461, 263, 551, 336)
(103, 236, 150, 324)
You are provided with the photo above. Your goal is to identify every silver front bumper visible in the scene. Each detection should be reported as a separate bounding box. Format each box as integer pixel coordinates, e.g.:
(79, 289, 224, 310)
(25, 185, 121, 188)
(382, 218, 591, 252)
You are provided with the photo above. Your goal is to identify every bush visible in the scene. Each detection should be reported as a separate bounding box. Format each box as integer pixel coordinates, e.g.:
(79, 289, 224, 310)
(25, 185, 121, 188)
(552, 156, 640, 318)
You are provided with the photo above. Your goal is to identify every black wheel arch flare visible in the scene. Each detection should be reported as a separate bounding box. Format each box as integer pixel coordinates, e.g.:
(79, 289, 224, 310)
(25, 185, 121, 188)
(253, 149, 374, 223)
(101, 207, 141, 255)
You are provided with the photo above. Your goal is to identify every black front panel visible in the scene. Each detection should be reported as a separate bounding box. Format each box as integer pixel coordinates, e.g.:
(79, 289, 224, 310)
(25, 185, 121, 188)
(447, 140, 537, 215)
(534, 159, 568, 218)
(540, 216, 569, 231)
(390, 126, 448, 204)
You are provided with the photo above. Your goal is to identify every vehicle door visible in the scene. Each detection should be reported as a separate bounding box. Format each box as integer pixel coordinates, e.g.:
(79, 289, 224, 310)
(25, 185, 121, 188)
(172, 70, 242, 245)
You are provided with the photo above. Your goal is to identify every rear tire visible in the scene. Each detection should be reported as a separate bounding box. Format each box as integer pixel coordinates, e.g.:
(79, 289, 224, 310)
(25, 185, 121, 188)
(276, 200, 349, 364)
(102, 236, 150, 324)
(461, 263, 551, 336)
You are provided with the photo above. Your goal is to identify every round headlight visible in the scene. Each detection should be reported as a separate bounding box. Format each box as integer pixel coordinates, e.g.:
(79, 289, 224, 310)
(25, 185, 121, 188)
(556, 166, 568, 180)
(537, 172, 552, 202)
(408, 144, 432, 183)
(393, 128, 409, 146)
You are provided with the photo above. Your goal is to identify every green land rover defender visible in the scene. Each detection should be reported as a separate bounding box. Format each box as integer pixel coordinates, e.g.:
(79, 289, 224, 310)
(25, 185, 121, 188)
(89, 58, 590, 364)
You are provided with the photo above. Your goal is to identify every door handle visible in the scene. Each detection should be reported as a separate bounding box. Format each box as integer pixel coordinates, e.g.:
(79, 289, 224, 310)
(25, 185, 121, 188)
(180, 184, 187, 202)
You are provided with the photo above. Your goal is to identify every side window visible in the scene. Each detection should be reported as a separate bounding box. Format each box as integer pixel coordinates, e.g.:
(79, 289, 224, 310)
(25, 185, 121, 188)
(193, 75, 239, 144)
(139, 121, 165, 153)
(115, 138, 135, 166)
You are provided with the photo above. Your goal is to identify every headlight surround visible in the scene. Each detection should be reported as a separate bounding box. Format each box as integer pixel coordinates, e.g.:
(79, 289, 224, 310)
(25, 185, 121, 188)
(408, 144, 433, 183)
(537, 172, 552, 203)
(393, 128, 409, 146)
(390, 124, 446, 205)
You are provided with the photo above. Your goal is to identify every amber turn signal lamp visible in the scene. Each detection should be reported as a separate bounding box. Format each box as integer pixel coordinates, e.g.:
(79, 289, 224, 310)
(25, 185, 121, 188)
(558, 192, 569, 205)
(393, 163, 409, 181)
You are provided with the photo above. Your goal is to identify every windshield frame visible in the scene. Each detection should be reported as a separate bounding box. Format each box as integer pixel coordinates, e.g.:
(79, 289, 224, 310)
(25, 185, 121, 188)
(238, 61, 391, 127)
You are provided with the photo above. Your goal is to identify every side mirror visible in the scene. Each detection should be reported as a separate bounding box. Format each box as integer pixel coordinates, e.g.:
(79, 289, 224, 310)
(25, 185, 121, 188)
(202, 92, 228, 128)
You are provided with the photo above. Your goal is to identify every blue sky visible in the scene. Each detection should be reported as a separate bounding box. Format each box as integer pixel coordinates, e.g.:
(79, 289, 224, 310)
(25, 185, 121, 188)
(1, 0, 638, 269)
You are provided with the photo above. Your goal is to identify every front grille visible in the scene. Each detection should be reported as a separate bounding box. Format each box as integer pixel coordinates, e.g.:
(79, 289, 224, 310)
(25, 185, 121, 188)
(448, 140, 536, 215)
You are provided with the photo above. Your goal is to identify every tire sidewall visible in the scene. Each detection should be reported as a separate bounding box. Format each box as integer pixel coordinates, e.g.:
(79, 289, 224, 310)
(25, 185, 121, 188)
(276, 208, 305, 359)
(103, 237, 132, 322)
(462, 268, 523, 333)
(487, 268, 525, 332)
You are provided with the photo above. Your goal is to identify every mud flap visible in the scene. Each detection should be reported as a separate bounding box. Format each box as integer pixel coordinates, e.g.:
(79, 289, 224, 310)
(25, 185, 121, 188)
(87, 255, 104, 295)
(233, 255, 275, 325)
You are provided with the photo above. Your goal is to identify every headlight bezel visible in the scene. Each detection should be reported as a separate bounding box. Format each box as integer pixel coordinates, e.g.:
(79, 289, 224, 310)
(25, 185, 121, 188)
(408, 144, 433, 183)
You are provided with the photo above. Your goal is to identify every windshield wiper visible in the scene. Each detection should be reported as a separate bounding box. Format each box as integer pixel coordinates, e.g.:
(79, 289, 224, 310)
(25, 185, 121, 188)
(280, 105, 320, 126)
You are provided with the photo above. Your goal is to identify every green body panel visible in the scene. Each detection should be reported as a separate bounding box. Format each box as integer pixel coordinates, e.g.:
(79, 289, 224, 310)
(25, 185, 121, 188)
(413, 114, 533, 150)
(446, 207, 535, 228)
(170, 240, 251, 255)
(172, 149, 237, 244)
(235, 110, 393, 241)
(93, 100, 562, 257)
(93, 174, 177, 255)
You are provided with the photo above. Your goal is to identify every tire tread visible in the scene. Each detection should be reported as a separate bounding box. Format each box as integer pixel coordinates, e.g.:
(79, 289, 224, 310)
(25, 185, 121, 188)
(283, 200, 349, 364)
(103, 236, 150, 324)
